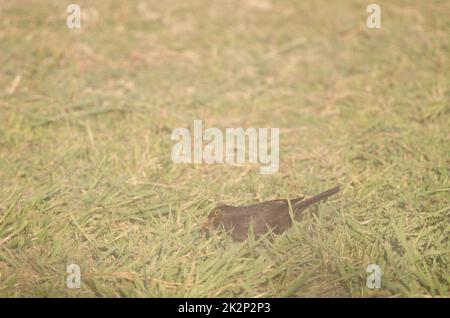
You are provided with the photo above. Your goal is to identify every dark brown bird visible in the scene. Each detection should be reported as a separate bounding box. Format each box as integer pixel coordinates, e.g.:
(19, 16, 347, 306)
(203, 186, 340, 241)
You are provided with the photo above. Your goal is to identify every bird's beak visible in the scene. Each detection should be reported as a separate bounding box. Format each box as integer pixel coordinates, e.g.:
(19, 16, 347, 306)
(201, 217, 212, 231)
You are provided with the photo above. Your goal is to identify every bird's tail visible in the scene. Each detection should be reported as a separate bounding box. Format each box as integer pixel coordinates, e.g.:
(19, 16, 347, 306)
(293, 186, 340, 213)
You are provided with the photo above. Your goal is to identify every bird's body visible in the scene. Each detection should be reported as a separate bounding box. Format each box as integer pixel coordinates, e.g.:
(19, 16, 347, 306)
(204, 186, 340, 241)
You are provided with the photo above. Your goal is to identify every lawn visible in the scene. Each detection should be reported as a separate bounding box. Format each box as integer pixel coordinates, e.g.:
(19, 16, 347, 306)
(0, 0, 449, 297)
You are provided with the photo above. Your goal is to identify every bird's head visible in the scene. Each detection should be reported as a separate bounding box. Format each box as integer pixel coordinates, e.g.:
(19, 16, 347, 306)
(202, 206, 225, 230)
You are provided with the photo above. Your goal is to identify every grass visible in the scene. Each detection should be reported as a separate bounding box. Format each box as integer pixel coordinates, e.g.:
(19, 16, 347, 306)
(0, 0, 449, 297)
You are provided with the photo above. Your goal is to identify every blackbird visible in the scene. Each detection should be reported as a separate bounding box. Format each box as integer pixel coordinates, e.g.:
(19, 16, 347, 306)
(203, 186, 340, 241)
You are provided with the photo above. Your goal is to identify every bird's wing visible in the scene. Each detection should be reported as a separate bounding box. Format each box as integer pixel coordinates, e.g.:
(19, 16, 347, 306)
(257, 197, 305, 211)
(288, 196, 305, 205)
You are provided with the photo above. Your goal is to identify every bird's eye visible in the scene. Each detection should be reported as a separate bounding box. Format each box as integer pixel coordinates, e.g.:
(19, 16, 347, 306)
(214, 209, 220, 216)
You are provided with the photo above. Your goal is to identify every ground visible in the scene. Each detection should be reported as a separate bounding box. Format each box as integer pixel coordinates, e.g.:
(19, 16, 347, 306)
(0, 0, 449, 297)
